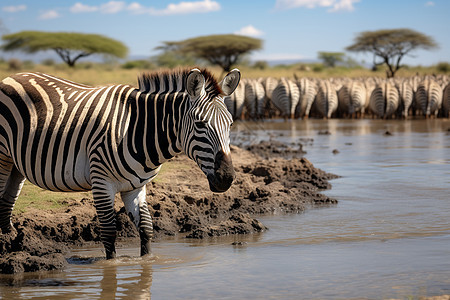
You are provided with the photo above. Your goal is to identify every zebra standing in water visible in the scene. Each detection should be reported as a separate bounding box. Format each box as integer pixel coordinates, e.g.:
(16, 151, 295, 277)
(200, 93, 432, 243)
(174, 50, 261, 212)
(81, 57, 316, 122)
(271, 77, 300, 119)
(0, 68, 240, 259)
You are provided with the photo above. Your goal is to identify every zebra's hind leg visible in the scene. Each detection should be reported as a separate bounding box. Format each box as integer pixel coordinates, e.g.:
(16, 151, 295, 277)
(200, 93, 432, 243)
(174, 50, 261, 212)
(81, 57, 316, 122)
(121, 185, 153, 256)
(0, 164, 26, 233)
(91, 180, 117, 259)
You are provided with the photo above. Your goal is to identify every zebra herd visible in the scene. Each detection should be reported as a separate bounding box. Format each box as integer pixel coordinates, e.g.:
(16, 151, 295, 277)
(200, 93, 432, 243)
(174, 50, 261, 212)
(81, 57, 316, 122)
(224, 74, 450, 120)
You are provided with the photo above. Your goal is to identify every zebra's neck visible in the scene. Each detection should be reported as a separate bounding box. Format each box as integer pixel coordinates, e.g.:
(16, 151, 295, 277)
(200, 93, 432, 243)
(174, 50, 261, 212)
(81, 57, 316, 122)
(127, 89, 188, 171)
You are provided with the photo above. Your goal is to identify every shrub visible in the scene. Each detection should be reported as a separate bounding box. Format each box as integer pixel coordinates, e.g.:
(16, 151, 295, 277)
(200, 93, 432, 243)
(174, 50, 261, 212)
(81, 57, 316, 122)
(436, 62, 450, 73)
(312, 64, 324, 72)
(8, 58, 22, 70)
(252, 60, 268, 70)
(42, 59, 55, 66)
(122, 60, 155, 70)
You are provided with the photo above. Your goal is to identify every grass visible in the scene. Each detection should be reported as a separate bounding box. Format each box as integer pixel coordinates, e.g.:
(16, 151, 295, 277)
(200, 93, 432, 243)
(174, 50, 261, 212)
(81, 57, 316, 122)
(152, 157, 194, 184)
(0, 61, 448, 87)
(12, 157, 192, 214)
(13, 181, 91, 214)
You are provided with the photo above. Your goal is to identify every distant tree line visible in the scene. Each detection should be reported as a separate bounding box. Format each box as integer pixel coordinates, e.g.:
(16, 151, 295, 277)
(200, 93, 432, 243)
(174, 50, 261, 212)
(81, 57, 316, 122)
(0, 28, 440, 78)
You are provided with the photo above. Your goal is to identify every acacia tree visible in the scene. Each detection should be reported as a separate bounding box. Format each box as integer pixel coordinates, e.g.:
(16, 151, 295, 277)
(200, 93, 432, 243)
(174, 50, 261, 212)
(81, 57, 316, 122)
(318, 52, 345, 68)
(1, 31, 128, 67)
(346, 29, 438, 78)
(158, 34, 262, 73)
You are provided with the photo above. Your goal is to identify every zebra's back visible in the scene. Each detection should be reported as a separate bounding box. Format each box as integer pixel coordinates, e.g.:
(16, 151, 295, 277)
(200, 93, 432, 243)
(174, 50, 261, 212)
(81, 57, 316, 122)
(0, 72, 135, 192)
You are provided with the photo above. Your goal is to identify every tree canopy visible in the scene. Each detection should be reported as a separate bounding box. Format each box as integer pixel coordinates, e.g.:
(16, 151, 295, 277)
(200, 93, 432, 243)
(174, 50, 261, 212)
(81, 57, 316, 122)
(318, 52, 345, 68)
(1, 31, 128, 67)
(346, 28, 438, 78)
(158, 34, 262, 72)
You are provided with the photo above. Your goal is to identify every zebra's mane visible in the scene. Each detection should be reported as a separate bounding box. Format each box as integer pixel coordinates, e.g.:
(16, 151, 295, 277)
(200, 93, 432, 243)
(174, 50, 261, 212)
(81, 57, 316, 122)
(137, 68, 222, 96)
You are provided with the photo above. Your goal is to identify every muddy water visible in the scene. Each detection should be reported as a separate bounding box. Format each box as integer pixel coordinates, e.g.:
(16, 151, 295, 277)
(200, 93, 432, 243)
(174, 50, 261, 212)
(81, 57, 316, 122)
(1, 119, 450, 299)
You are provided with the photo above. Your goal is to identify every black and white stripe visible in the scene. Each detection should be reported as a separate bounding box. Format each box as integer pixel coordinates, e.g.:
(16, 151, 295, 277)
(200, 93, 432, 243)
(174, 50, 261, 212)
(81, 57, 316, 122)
(271, 77, 300, 119)
(0, 68, 240, 258)
(416, 78, 443, 118)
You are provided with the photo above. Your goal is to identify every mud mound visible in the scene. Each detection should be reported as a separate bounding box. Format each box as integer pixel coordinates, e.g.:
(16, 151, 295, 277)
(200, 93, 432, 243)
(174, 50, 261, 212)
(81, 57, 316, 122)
(243, 140, 306, 159)
(0, 143, 337, 273)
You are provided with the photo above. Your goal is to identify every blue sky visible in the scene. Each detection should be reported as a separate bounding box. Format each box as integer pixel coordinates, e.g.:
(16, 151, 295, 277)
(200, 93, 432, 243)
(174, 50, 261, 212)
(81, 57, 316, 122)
(1, 0, 449, 66)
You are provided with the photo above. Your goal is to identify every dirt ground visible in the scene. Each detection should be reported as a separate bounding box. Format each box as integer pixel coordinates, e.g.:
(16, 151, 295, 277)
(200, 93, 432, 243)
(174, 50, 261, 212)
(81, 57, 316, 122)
(0, 142, 338, 274)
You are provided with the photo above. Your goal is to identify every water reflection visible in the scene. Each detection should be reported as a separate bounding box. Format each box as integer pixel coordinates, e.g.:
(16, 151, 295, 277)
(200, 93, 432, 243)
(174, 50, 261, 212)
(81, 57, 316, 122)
(98, 263, 152, 299)
(0, 256, 153, 299)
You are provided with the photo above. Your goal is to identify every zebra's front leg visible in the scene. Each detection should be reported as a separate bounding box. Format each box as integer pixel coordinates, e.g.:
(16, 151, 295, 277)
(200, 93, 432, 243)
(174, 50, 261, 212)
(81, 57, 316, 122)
(91, 181, 117, 259)
(121, 185, 153, 256)
(0, 166, 26, 233)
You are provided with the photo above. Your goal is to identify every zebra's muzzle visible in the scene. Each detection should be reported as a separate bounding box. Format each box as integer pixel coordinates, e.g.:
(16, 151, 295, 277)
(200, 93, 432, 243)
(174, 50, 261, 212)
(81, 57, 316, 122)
(207, 151, 235, 193)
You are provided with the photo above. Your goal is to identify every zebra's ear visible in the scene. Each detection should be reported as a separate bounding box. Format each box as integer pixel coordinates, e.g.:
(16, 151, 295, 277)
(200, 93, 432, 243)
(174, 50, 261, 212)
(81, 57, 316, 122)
(220, 69, 241, 96)
(186, 68, 206, 99)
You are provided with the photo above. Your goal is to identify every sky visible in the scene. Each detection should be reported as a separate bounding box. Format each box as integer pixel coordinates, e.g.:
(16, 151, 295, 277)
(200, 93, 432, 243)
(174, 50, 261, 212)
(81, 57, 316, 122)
(0, 0, 449, 66)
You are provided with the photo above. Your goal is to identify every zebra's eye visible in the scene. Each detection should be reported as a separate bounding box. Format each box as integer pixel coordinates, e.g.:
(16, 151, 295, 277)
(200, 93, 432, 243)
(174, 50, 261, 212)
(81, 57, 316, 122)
(194, 120, 208, 127)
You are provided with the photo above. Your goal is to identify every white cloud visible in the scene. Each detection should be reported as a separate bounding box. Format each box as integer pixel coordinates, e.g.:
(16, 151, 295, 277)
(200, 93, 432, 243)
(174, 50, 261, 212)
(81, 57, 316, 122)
(100, 1, 126, 14)
(234, 25, 264, 37)
(38, 10, 61, 20)
(70, 0, 220, 16)
(328, 0, 359, 12)
(275, 0, 359, 12)
(2, 4, 27, 13)
(154, 0, 220, 15)
(127, 2, 144, 12)
(70, 1, 126, 14)
(425, 1, 435, 6)
(70, 3, 98, 13)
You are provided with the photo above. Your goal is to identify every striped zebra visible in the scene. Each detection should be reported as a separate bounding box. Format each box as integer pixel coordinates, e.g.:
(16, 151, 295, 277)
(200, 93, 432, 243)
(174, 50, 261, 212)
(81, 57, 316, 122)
(260, 77, 279, 118)
(0, 68, 240, 259)
(315, 80, 338, 119)
(337, 81, 351, 118)
(224, 80, 245, 120)
(416, 78, 443, 117)
(369, 80, 399, 119)
(294, 77, 317, 119)
(395, 79, 414, 118)
(244, 79, 265, 119)
(348, 81, 367, 118)
(443, 83, 450, 118)
(385, 79, 400, 118)
(271, 77, 300, 119)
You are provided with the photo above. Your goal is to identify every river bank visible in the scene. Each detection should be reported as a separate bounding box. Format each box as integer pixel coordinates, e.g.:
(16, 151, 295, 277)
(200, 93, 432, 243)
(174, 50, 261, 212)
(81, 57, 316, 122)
(0, 142, 337, 274)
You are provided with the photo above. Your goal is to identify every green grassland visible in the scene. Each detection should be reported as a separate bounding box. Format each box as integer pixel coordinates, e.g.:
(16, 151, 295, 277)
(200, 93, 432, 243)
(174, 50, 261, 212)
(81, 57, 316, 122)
(14, 181, 91, 214)
(12, 160, 187, 214)
(1, 60, 448, 87)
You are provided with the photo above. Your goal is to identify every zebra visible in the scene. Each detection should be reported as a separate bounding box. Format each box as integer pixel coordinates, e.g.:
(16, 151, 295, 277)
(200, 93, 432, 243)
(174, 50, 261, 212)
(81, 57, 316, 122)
(259, 77, 279, 118)
(395, 79, 414, 118)
(416, 78, 443, 117)
(294, 77, 317, 119)
(369, 80, 399, 119)
(443, 83, 450, 118)
(224, 80, 245, 120)
(315, 80, 338, 119)
(0, 67, 240, 259)
(271, 77, 300, 119)
(244, 79, 265, 119)
(336, 80, 351, 118)
(385, 79, 400, 119)
(348, 81, 367, 118)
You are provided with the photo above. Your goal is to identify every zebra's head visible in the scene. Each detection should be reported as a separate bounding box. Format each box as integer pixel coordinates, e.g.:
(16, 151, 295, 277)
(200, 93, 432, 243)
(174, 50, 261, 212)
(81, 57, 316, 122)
(180, 68, 240, 193)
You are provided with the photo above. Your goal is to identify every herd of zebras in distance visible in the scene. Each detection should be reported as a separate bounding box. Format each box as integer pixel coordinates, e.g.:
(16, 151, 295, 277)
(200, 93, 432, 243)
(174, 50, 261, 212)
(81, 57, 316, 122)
(224, 74, 450, 120)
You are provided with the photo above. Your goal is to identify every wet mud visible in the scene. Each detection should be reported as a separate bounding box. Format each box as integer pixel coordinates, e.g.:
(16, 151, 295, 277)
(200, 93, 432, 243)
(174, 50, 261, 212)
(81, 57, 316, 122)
(0, 143, 337, 273)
